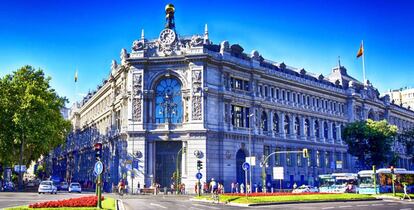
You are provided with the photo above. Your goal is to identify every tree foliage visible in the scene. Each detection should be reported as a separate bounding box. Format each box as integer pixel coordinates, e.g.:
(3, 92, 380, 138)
(342, 119, 398, 169)
(0, 66, 71, 167)
(398, 127, 414, 158)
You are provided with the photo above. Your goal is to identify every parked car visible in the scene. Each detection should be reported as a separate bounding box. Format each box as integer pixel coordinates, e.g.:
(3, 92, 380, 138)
(292, 185, 319, 193)
(38, 181, 57, 194)
(68, 182, 82, 193)
(60, 182, 69, 191)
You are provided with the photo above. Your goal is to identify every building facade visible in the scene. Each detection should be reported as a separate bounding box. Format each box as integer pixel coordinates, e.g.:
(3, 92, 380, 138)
(385, 87, 414, 110)
(47, 5, 414, 192)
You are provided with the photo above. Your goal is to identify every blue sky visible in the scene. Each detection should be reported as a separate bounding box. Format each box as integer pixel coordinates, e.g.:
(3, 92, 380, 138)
(1, 0, 413, 105)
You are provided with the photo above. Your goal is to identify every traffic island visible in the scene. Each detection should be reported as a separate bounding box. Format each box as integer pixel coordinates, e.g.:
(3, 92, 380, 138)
(5, 196, 116, 210)
(193, 193, 379, 206)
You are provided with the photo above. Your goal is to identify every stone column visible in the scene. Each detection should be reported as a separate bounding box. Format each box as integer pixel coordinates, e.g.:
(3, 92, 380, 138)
(280, 112, 285, 139)
(310, 118, 316, 142)
(299, 116, 305, 141)
(320, 120, 325, 143)
(269, 110, 275, 137)
(328, 121, 333, 143)
(289, 114, 295, 139)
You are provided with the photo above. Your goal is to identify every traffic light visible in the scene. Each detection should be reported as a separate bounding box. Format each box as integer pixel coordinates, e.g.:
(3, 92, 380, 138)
(302, 148, 309, 158)
(197, 160, 203, 170)
(390, 165, 395, 174)
(94, 143, 102, 160)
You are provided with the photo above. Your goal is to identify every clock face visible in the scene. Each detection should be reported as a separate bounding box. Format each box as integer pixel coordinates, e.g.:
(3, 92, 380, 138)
(159, 29, 176, 45)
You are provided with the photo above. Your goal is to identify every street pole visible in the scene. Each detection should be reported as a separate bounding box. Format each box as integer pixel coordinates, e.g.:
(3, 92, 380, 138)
(18, 133, 24, 192)
(372, 165, 377, 194)
(248, 113, 254, 194)
(245, 169, 248, 197)
(97, 173, 102, 209)
(176, 147, 183, 194)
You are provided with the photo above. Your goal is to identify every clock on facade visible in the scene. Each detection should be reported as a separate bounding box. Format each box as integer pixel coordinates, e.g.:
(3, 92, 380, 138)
(159, 29, 176, 45)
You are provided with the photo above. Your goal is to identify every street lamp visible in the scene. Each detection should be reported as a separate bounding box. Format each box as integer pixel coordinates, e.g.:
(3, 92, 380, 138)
(128, 118, 135, 195)
(248, 112, 255, 193)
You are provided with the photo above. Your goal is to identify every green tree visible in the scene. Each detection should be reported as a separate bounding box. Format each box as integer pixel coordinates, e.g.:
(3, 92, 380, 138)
(0, 66, 71, 178)
(342, 119, 398, 169)
(398, 128, 414, 158)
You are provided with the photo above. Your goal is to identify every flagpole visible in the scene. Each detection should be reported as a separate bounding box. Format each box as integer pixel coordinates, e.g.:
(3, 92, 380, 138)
(361, 40, 366, 85)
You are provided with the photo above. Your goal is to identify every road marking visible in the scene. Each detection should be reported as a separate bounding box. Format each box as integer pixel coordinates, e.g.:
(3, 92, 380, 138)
(400, 208, 412, 210)
(150, 203, 167, 209)
(192, 203, 220, 209)
(338, 206, 352, 208)
(371, 203, 384, 206)
(321, 207, 335, 209)
(189, 207, 204, 210)
(357, 204, 369, 207)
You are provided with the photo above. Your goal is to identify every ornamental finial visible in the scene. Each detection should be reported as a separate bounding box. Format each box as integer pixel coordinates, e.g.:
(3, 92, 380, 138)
(165, 4, 175, 29)
(204, 24, 209, 44)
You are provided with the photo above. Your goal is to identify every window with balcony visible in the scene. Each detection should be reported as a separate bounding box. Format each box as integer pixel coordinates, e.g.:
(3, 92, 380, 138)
(305, 119, 310, 137)
(324, 122, 329, 139)
(273, 113, 279, 133)
(294, 117, 300, 136)
(261, 111, 268, 131)
(284, 115, 290, 134)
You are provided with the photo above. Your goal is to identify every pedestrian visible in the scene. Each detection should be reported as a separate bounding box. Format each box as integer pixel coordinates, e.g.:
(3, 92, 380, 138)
(240, 183, 245, 193)
(231, 182, 235, 193)
(137, 182, 141, 194)
(209, 178, 217, 194)
(401, 182, 412, 201)
(293, 182, 297, 189)
(203, 182, 208, 194)
(235, 182, 239, 193)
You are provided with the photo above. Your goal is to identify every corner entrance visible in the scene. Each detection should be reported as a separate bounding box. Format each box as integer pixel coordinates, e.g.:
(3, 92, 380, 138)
(236, 149, 247, 185)
(155, 141, 182, 188)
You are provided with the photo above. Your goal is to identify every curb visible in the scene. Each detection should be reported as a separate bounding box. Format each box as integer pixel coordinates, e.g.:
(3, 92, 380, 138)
(116, 199, 125, 210)
(191, 198, 382, 207)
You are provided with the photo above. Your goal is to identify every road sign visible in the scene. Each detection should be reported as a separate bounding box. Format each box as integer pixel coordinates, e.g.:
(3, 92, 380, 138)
(196, 172, 202, 179)
(94, 161, 104, 175)
(246, 156, 256, 166)
(273, 167, 284, 180)
(242, 162, 250, 171)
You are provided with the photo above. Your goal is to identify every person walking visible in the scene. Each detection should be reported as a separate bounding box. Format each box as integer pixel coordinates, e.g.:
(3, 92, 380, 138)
(209, 178, 217, 194)
(240, 183, 245, 194)
(401, 182, 412, 201)
(231, 182, 235, 193)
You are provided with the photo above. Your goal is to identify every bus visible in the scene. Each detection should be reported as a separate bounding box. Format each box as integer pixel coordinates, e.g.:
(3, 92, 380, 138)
(358, 168, 414, 194)
(319, 173, 358, 193)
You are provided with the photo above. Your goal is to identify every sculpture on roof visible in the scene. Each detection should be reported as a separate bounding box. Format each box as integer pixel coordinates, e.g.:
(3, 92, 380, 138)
(165, 4, 175, 29)
(220, 41, 230, 54)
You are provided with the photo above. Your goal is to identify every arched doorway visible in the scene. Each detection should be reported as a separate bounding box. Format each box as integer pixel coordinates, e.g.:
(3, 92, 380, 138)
(236, 149, 247, 185)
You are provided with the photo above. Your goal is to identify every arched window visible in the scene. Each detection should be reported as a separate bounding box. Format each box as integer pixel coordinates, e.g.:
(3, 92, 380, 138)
(314, 120, 320, 138)
(294, 117, 300, 136)
(305, 119, 310, 137)
(368, 111, 375, 120)
(155, 77, 183, 123)
(261, 111, 268, 131)
(273, 113, 279, 133)
(324, 122, 329, 139)
(333, 123, 337, 140)
(284, 115, 290, 134)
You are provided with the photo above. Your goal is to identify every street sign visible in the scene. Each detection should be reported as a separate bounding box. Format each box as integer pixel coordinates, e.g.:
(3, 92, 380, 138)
(242, 162, 250, 171)
(132, 159, 139, 169)
(14, 165, 26, 173)
(94, 161, 104, 175)
(126, 164, 132, 171)
(336, 161, 343, 169)
(196, 172, 202, 179)
(273, 167, 284, 180)
(246, 156, 256, 166)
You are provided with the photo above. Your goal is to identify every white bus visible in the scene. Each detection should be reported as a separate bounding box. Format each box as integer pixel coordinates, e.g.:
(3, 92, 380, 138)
(358, 168, 414, 194)
(319, 173, 358, 193)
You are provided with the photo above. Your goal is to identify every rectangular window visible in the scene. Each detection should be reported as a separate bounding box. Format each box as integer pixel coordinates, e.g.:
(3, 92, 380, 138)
(264, 86, 268, 97)
(293, 93, 296, 103)
(231, 105, 245, 127)
(259, 85, 263, 96)
(234, 78, 243, 90)
(307, 149, 312, 167)
(316, 151, 321, 167)
(275, 147, 281, 166)
(282, 90, 286, 100)
(264, 145, 270, 166)
(343, 153, 347, 169)
(286, 148, 292, 166)
(325, 151, 330, 168)
(276, 89, 280, 99)
(335, 152, 341, 169)
(245, 107, 250, 128)
(244, 81, 250, 91)
(271, 87, 274, 98)
(297, 151, 303, 167)
(287, 92, 291, 101)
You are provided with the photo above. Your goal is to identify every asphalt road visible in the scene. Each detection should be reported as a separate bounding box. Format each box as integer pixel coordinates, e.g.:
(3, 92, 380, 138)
(0, 191, 96, 209)
(2, 192, 414, 210)
(121, 195, 414, 210)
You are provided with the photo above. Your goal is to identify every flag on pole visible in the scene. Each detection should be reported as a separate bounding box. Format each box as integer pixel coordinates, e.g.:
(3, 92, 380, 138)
(74, 70, 78, 82)
(356, 42, 364, 58)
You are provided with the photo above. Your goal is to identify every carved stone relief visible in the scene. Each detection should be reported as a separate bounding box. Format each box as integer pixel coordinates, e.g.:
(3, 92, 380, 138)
(191, 70, 202, 120)
(132, 73, 143, 122)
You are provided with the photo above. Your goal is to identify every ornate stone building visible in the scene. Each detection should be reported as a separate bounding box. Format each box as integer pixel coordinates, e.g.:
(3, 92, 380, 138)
(48, 4, 414, 192)
(385, 87, 414, 110)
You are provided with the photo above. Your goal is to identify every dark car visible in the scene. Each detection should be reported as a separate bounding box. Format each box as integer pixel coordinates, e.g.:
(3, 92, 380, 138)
(3, 181, 15, 192)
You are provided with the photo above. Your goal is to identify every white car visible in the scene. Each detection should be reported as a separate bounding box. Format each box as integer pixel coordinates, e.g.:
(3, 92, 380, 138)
(69, 182, 82, 193)
(292, 185, 319, 193)
(38, 181, 57, 194)
(60, 182, 69, 191)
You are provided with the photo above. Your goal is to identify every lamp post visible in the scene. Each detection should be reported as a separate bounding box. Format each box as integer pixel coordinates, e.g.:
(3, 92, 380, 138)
(128, 118, 135, 195)
(248, 113, 255, 193)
